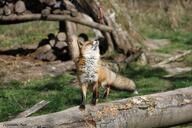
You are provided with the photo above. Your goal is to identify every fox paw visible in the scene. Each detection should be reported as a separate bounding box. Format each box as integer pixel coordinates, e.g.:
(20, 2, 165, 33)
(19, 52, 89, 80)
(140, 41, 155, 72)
(91, 101, 96, 106)
(79, 104, 85, 110)
(91, 99, 98, 106)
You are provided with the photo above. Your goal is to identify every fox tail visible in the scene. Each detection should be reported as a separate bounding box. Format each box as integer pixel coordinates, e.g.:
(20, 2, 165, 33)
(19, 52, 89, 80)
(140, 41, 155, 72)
(111, 74, 137, 93)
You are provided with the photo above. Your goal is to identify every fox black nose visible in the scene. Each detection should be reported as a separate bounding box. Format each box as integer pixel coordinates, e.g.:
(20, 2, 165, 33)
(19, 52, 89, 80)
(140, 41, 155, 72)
(93, 40, 99, 46)
(92, 41, 99, 50)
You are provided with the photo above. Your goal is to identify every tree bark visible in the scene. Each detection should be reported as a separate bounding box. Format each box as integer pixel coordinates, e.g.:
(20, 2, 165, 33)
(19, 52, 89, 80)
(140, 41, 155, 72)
(0, 0, 147, 61)
(77, 0, 115, 51)
(81, 13, 103, 38)
(77, 0, 146, 57)
(0, 14, 113, 32)
(81, 13, 114, 52)
(105, 12, 132, 54)
(1, 87, 192, 128)
(63, 0, 79, 60)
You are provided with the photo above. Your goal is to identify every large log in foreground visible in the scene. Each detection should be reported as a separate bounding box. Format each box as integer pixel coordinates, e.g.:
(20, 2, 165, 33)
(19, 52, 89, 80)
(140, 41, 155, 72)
(0, 14, 113, 32)
(1, 87, 192, 128)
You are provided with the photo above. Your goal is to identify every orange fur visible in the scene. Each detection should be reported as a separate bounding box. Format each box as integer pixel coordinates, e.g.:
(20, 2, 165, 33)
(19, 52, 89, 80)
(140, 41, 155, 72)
(76, 40, 137, 109)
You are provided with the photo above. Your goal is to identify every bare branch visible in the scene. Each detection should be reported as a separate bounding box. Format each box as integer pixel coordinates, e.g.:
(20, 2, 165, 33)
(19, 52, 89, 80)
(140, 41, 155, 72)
(0, 14, 113, 32)
(154, 50, 191, 67)
(15, 100, 49, 119)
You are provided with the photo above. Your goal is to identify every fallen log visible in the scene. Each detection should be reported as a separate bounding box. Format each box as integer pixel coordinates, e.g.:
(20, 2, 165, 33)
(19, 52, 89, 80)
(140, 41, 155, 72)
(0, 14, 113, 32)
(1, 87, 192, 128)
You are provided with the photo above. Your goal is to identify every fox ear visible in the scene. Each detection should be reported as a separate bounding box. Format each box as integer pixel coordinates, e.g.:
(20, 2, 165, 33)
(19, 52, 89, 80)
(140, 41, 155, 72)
(78, 40, 84, 48)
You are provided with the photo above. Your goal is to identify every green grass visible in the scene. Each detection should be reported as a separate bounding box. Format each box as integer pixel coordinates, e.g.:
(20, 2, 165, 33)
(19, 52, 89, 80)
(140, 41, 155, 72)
(123, 64, 170, 94)
(0, 6, 191, 126)
(144, 31, 192, 53)
(0, 21, 58, 47)
(0, 65, 191, 122)
(0, 74, 79, 121)
(183, 54, 192, 67)
(123, 63, 192, 91)
(102, 50, 119, 59)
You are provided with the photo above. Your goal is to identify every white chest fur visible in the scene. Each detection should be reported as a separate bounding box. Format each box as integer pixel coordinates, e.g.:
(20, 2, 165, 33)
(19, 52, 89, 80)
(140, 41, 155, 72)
(80, 49, 100, 84)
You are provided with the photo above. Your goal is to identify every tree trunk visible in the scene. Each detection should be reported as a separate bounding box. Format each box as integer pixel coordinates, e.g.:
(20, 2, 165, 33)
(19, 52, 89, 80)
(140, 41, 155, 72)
(1, 87, 192, 128)
(76, 0, 115, 51)
(65, 21, 79, 60)
(0, 0, 147, 63)
(76, 0, 146, 60)
(81, 13, 114, 52)
(63, 0, 79, 60)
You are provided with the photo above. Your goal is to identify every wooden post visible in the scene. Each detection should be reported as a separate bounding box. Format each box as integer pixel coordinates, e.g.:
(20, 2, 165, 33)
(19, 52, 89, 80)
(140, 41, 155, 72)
(63, 0, 79, 60)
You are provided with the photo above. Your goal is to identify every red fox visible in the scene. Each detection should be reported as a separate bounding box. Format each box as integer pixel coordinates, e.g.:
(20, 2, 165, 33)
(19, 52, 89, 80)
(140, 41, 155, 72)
(76, 40, 137, 109)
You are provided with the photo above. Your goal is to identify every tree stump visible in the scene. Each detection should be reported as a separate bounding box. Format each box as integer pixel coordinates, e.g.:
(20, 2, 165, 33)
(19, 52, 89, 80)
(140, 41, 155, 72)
(15, 0, 26, 15)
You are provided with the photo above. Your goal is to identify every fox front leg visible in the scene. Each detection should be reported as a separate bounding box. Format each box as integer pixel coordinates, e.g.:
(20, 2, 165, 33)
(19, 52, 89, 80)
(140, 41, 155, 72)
(79, 84, 88, 110)
(91, 82, 99, 105)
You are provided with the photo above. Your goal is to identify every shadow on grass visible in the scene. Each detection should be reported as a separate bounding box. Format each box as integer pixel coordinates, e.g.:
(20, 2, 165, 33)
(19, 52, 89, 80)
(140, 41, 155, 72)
(97, 64, 172, 100)
(0, 65, 191, 122)
(23, 74, 82, 114)
(120, 64, 171, 94)
(25, 74, 74, 91)
(122, 64, 168, 79)
(0, 48, 35, 56)
(122, 64, 192, 94)
(0, 74, 81, 122)
(146, 31, 192, 53)
(162, 71, 192, 89)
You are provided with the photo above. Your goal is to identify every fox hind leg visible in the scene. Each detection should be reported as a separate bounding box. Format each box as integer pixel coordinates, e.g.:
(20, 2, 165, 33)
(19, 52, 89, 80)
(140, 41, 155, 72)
(79, 83, 88, 110)
(103, 87, 110, 99)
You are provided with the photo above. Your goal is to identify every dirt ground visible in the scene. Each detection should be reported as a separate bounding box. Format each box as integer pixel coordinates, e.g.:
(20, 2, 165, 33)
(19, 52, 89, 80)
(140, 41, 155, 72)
(0, 45, 75, 83)
(0, 39, 191, 83)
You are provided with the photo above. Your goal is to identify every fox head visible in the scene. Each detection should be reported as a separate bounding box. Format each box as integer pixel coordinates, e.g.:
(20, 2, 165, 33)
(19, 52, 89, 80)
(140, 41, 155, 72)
(78, 40, 100, 58)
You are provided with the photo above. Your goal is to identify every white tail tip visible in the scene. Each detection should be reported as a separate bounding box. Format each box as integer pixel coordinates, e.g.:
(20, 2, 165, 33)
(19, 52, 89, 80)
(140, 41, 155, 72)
(133, 90, 139, 95)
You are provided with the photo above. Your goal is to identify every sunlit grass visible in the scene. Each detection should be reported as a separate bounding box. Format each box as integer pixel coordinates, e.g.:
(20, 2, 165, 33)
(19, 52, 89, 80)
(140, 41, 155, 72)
(0, 5, 191, 126)
(0, 21, 58, 47)
(0, 64, 191, 122)
(144, 31, 192, 53)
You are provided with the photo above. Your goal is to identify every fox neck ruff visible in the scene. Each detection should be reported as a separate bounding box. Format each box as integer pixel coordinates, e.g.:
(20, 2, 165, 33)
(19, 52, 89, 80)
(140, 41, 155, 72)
(80, 49, 100, 84)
